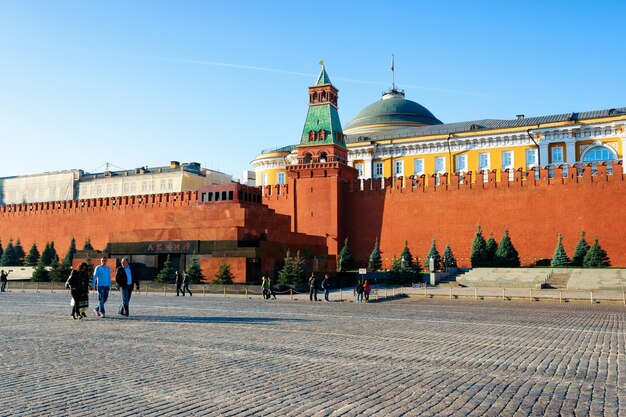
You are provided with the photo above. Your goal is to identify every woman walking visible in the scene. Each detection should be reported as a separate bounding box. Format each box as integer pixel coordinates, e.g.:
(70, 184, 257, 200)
(363, 280, 371, 302)
(65, 262, 89, 319)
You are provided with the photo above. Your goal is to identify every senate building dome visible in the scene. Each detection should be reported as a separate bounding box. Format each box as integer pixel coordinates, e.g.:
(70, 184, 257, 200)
(343, 88, 443, 136)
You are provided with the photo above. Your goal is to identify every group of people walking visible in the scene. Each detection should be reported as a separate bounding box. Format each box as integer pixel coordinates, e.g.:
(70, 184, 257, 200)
(62, 259, 376, 317)
(175, 271, 192, 297)
(308, 273, 331, 302)
(261, 276, 276, 299)
(354, 279, 372, 303)
(65, 257, 140, 319)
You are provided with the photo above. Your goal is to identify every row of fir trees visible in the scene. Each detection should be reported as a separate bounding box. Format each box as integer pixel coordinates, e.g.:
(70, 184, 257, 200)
(0, 237, 95, 282)
(471, 225, 610, 268)
(550, 231, 610, 267)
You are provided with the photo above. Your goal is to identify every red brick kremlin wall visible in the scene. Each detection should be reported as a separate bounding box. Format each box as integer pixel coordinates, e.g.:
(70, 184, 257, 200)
(264, 162, 626, 268)
(0, 191, 325, 282)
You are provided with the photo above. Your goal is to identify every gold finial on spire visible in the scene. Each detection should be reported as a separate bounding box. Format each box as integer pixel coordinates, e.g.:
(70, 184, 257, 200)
(319, 59, 325, 68)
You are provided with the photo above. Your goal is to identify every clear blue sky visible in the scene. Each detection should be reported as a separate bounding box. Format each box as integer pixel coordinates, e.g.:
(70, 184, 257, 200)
(1, 0, 624, 178)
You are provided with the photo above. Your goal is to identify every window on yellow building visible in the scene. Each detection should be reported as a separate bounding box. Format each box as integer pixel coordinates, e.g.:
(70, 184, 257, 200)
(434, 157, 445, 173)
(394, 160, 404, 177)
(413, 158, 424, 176)
(455, 155, 467, 172)
(374, 162, 383, 179)
(478, 153, 490, 170)
(277, 172, 285, 185)
(526, 149, 537, 167)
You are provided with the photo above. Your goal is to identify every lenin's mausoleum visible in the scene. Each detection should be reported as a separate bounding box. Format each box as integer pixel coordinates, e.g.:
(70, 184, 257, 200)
(1, 65, 625, 282)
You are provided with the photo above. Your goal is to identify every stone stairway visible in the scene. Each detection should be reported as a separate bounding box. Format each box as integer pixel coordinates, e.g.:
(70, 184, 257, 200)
(543, 270, 571, 289)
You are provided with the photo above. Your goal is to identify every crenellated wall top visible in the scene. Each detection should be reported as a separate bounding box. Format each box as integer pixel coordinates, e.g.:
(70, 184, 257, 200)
(260, 161, 624, 198)
(0, 191, 200, 215)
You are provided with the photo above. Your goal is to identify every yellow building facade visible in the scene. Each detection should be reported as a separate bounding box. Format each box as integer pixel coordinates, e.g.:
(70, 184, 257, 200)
(253, 84, 625, 185)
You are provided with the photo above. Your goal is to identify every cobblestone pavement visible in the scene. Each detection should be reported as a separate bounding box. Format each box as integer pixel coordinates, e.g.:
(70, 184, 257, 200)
(1, 291, 625, 416)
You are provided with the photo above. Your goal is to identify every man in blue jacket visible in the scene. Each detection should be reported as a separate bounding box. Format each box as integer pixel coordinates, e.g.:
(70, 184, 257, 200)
(91, 257, 111, 318)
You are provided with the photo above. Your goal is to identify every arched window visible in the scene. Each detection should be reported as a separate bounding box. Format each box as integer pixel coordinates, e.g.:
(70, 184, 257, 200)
(319, 152, 328, 163)
(581, 145, 617, 176)
(582, 145, 616, 162)
(303, 153, 312, 164)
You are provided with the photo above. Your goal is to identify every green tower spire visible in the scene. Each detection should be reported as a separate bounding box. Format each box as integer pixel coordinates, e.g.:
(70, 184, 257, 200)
(299, 63, 345, 148)
(316, 61, 332, 85)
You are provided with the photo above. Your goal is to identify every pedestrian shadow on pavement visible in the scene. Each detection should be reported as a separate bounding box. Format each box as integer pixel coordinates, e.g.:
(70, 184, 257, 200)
(109, 315, 308, 324)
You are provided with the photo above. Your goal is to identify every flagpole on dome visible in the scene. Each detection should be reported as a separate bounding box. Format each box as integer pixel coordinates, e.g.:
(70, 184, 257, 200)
(391, 54, 395, 91)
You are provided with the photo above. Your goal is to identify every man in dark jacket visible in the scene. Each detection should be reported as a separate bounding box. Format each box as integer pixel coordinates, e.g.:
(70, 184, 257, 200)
(175, 271, 183, 296)
(116, 258, 140, 317)
(308, 273, 318, 302)
(0, 269, 10, 292)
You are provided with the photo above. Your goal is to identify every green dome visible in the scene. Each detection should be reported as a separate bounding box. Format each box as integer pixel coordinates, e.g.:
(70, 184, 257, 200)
(344, 90, 442, 135)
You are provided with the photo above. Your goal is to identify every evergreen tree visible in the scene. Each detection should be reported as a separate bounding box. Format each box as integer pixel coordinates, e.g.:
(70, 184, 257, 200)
(277, 250, 294, 286)
(0, 239, 3, 260)
(83, 238, 94, 251)
(470, 224, 489, 267)
(389, 256, 402, 275)
(39, 241, 59, 267)
(550, 233, 570, 267)
(571, 230, 590, 267)
(493, 230, 520, 267)
(389, 250, 420, 284)
(485, 234, 498, 267)
(40, 242, 52, 266)
(49, 242, 58, 265)
(24, 243, 41, 266)
(186, 253, 204, 284)
(277, 250, 306, 286)
(278, 251, 307, 285)
(442, 244, 458, 269)
(31, 259, 50, 282)
(155, 254, 176, 283)
(424, 239, 441, 271)
(63, 238, 77, 266)
(583, 237, 610, 267)
(337, 238, 354, 272)
(59, 258, 73, 283)
(368, 238, 382, 272)
(48, 256, 63, 282)
(400, 241, 421, 273)
(213, 258, 234, 285)
(14, 239, 25, 266)
(0, 239, 19, 266)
